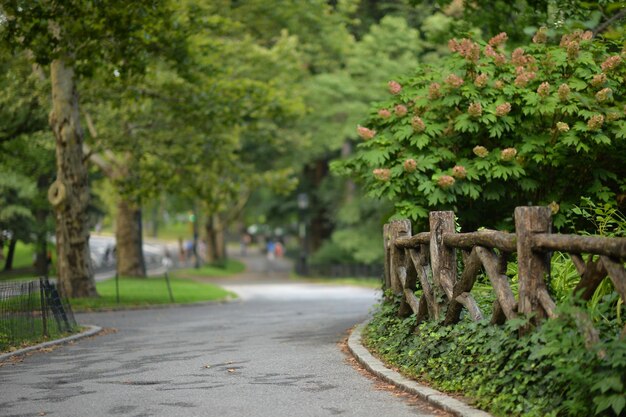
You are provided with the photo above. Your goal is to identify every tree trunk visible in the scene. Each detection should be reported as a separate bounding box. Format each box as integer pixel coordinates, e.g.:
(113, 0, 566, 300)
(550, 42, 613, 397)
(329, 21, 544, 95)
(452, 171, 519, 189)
(48, 58, 96, 298)
(3, 236, 17, 271)
(115, 197, 146, 277)
(205, 215, 222, 263)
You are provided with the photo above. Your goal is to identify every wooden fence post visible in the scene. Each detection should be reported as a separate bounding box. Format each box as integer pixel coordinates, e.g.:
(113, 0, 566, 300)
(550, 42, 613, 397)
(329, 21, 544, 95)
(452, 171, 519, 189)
(389, 220, 411, 295)
(515, 206, 552, 324)
(383, 223, 391, 291)
(429, 211, 457, 320)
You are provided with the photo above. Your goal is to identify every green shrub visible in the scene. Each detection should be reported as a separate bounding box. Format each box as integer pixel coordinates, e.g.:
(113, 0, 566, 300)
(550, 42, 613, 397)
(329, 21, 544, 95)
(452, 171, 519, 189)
(364, 294, 626, 416)
(335, 30, 626, 230)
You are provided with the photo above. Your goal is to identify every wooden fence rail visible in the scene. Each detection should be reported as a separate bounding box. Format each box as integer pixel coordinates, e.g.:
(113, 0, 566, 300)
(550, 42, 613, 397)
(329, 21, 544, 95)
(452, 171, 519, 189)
(384, 206, 626, 337)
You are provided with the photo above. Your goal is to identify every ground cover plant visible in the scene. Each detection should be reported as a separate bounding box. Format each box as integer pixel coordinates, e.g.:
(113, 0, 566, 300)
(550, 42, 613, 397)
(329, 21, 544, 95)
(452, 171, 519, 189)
(364, 291, 626, 417)
(70, 277, 234, 311)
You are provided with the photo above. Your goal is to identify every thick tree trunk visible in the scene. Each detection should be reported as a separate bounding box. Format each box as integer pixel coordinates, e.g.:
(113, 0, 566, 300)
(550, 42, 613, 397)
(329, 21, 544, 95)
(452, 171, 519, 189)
(115, 197, 146, 277)
(205, 214, 225, 263)
(48, 58, 96, 297)
(3, 236, 17, 271)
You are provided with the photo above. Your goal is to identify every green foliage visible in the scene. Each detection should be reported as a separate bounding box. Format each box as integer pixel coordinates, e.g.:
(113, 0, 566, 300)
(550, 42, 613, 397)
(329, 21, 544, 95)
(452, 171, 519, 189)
(365, 294, 626, 416)
(339, 31, 626, 230)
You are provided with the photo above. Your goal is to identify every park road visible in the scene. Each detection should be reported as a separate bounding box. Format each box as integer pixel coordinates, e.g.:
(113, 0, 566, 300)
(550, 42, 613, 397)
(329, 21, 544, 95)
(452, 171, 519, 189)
(0, 255, 447, 417)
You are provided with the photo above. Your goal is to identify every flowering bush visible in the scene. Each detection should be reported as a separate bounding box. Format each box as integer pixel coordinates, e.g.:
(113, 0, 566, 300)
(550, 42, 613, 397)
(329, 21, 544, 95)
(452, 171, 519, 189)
(335, 30, 626, 229)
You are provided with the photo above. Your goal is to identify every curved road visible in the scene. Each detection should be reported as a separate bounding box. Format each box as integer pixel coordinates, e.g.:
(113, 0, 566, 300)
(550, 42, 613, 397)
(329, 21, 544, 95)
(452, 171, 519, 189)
(0, 254, 446, 417)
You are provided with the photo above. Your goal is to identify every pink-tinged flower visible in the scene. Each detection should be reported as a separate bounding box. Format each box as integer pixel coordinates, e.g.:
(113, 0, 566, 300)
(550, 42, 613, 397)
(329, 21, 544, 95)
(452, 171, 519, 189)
(532, 27, 548, 44)
(468, 102, 482, 117)
(601, 55, 621, 72)
(596, 87, 612, 103)
(591, 73, 607, 87)
(411, 116, 426, 132)
(488, 32, 508, 47)
(428, 82, 441, 99)
(494, 80, 505, 90)
(556, 122, 569, 132)
(474, 73, 488, 88)
(485, 45, 506, 66)
(537, 82, 550, 98)
(473, 145, 489, 158)
(394, 104, 408, 117)
(511, 48, 528, 66)
(378, 109, 391, 119)
(448, 38, 460, 52)
(495, 102, 511, 117)
(445, 74, 464, 88)
(566, 41, 579, 59)
(558, 83, 570, 101)
(514, 71, 536, 88)
(373, 168, 391, 181)
(581, 31, 593, 40)
(403, 159, 417, 173)
(357, 125, 376, 140)
(455, 38, 480, 62)
(437, 175, 455, 188)
(452, 165, 467, 179)
(587, 114, 604, 130)
(500, 148, 517, 161)
(388, 80, 402, 95)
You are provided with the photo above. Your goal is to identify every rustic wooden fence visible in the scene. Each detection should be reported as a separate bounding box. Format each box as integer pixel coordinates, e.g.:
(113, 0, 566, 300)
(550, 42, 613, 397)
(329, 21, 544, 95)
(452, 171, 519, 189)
(384, 206, 626, 336)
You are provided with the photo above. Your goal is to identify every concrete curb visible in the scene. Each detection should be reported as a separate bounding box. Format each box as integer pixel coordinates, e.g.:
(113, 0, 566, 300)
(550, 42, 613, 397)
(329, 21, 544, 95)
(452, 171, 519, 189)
(348, 320, 493, 417)
(0, 325, 102, 362)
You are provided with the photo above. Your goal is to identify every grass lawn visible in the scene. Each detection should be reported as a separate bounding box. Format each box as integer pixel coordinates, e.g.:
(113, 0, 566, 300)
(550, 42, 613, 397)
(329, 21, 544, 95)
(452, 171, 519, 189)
(173, 259, 246, 278)
(70, 276, 235, 311)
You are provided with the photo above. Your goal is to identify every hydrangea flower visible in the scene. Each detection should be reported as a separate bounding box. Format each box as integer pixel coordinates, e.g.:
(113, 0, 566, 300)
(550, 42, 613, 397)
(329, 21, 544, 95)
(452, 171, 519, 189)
(591, 73, 606, 87)
(428, 83, 441, 99)
(452, 165, 467, 179)
(357, 125, 376, 140)
(474, 73, 488, 88)
(488, 32, 508, 47)
(532, 27, 548, 44)
(468, 102, 482, 117)
(373, 168, 391, 181)
(437, 175, 455, 188)
(556, 122, 569, 132)
(394, 104, 408, 117)
(388, 80, 402, 95)
(445, 74, 464, 88)
(495, 102, 511, 117)
(378, 109, 391, 119)
(596, 88, 612, 103)
(403, 159, 417, 173)
(601, 55, 621, 72)
(537, 82, 551, 97)
(411, 116, 426, 132)
(587, 114, 604, 130)
(500, 148, 518, 161)
(473, 145, 489, 158)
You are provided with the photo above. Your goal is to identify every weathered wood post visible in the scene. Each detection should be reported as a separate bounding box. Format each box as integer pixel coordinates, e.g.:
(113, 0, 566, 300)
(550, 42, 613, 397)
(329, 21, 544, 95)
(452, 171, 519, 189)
(388, 220, 413, 317)
(383, 223, 391, 291)
(429, 211, 457, 321)
(515, 206, 552, 325)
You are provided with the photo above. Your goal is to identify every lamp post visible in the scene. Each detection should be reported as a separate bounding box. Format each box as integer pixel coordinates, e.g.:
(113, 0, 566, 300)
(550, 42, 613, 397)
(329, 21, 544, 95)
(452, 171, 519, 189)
(297, 193, 309, 275)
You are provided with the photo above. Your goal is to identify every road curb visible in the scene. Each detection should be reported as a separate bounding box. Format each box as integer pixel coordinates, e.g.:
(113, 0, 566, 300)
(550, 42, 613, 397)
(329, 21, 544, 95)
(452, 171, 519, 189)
(347, 320, 493, 417)
(0, 325, 102, 362)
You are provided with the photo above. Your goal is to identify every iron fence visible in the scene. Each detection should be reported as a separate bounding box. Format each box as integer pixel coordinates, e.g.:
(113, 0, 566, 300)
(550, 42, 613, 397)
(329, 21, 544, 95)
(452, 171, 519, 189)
(0, 277, 77, 351)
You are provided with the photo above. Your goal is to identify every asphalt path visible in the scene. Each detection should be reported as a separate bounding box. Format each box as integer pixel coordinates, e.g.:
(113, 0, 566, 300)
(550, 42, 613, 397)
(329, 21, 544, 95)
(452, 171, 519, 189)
(0, 254, 445, 417)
